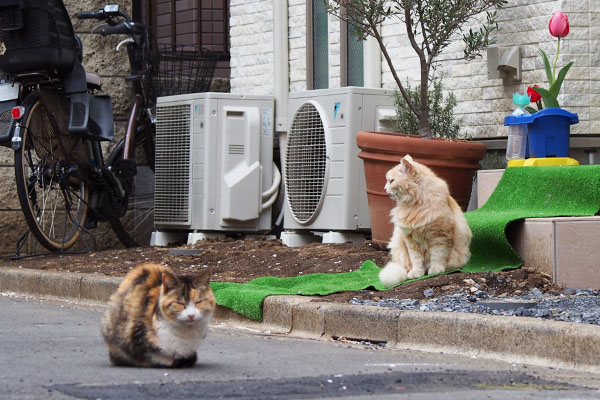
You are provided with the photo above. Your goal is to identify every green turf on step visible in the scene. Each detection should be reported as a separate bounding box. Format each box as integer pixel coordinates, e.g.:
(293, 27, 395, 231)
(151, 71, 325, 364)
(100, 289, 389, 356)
(463, 165, 600, 273)
(211, 165, 600, 321)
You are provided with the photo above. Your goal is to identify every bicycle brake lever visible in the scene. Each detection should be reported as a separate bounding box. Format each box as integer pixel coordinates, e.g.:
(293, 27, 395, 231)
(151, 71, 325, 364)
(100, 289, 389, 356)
(116, 37, 134, 52)
(91, 23, 108, 34)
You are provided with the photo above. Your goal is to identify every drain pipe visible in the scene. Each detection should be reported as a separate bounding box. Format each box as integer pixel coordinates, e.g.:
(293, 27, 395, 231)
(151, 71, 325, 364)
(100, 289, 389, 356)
(273, 0, 289, 133)
(363, 35, 381, 88)
(272, 0, 289, 228)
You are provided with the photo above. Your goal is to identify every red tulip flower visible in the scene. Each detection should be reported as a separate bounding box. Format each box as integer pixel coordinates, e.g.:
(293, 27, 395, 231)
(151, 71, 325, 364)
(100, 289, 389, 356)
(549, 11, 569, 38)
(527, 85, 542, 103)
(532, 10, 573, 110)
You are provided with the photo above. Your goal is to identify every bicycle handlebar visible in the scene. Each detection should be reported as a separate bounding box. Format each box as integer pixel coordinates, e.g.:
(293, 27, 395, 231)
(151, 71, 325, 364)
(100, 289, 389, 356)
(76, 10, 105, 20)
(100, 22, 132, 36)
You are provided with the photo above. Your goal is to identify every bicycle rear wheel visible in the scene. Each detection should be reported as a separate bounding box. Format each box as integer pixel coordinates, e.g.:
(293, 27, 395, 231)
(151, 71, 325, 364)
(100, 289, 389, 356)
(107, 130, 155, 247)
(14, 93, 90, 251)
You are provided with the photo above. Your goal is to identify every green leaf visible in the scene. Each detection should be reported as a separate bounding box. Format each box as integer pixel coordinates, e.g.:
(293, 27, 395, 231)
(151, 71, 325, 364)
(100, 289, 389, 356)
(539, 49, 554, 86)
(533, 86, 560, 108)
(525, 106, 538, 114)
(549, 61, 574, 98)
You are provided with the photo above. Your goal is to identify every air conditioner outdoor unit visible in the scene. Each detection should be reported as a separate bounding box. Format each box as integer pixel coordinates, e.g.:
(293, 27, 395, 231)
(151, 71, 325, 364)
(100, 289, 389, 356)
(152, 92, 276, 242)
(282, 87, 395, 241)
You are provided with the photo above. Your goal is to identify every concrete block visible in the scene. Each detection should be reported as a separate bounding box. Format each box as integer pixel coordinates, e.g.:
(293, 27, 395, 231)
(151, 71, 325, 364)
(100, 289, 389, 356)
(322, 304, 399, 344)
(510, 217, 600, 289)
(187, 232, 225, 245)
(150, 231, 187, 247)
(508, 219, 554, 277)
(395, 311, 600, 370)
(280, 231, 320, 247)
(321, 232, 366, 244)
(289, 301, 325, 338)
(79, 274, 120, 302)
(476, 169, 505, 208)
(262, 295, 315, 333)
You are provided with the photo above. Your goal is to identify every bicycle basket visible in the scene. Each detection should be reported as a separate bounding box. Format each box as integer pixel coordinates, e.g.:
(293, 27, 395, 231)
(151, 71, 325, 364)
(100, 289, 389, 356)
(144, 43, 218, 100)
(0, 0, 77, 74)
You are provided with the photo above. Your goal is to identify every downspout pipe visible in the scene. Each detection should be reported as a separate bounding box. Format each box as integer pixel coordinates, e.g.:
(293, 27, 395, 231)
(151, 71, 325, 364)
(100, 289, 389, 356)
(273, 1, 289, 228)
(273, 0, 289, 132)
(363, 35, 381, 88)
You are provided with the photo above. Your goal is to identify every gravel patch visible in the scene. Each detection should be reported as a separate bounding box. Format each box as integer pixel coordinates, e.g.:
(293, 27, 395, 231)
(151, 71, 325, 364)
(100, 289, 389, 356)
(350, 288, 600, 325)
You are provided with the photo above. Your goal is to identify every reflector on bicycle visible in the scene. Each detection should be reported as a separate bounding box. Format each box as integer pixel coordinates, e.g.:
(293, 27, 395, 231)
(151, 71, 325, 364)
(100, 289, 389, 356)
(11, 106, 24, 120)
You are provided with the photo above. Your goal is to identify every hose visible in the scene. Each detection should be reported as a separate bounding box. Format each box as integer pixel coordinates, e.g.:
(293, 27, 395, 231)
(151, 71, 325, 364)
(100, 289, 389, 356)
(262, 162, 281, 201)
(261, 162, 282, 211)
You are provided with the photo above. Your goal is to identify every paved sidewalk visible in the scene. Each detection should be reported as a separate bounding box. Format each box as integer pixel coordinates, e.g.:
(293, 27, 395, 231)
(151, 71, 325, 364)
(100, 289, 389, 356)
(1, 267, 599, 373)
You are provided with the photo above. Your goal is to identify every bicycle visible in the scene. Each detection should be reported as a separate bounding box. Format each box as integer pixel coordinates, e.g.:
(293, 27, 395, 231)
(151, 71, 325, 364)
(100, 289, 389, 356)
(0, 2, 156, 252)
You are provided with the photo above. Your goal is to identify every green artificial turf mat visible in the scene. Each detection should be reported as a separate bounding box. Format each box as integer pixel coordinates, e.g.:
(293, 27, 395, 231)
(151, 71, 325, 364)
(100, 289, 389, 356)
(463, 165, 600, 272)
(211, 165, 600, 321)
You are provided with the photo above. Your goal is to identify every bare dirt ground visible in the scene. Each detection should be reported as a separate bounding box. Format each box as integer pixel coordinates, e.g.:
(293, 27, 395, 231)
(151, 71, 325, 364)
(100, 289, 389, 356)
(1, 238, 562, 302)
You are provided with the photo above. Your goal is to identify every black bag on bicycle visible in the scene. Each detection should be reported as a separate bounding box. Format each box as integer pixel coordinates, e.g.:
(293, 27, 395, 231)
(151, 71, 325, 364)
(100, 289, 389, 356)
(0, 0, 77, 74)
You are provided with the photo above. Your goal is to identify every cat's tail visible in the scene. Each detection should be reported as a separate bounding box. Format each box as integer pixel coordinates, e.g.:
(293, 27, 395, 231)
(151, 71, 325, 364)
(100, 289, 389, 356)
(379, 262, 408, 288)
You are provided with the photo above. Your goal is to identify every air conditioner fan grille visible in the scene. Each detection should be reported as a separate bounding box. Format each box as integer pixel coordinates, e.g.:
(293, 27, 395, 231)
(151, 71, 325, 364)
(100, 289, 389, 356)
(285, 102, 327, 224)
(154, 104, 191, 225)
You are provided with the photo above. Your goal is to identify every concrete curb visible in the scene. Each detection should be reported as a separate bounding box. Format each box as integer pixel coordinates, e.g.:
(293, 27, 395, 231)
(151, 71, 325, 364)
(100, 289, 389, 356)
(1, 267, 599, 372)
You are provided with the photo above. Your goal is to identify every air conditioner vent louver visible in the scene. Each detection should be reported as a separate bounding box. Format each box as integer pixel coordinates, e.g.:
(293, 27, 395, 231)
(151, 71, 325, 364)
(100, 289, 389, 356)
(285, 102, 327, 224)
(154, 104, 191, 225)
(229, 144, 244, 155)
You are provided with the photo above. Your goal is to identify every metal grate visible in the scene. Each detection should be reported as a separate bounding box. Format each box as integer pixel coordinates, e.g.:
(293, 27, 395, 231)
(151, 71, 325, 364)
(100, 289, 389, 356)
(285, 102, 327, 224)
(154, 104, 191, 225)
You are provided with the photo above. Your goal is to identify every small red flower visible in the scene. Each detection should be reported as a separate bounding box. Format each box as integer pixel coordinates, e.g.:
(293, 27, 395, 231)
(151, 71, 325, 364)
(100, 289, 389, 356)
(549, 11, 569, 38)
(527, 85, 542, 103)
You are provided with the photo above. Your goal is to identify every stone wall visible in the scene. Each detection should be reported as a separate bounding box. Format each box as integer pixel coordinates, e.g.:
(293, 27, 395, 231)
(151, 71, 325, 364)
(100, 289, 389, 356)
(229, 0, 599, 138)
(0, 0, 133, 255)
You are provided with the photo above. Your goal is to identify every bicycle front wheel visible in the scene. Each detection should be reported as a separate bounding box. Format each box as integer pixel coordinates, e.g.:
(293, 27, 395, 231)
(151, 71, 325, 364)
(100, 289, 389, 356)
(14, 93, 90, 252)
(107, 134, 155, 247)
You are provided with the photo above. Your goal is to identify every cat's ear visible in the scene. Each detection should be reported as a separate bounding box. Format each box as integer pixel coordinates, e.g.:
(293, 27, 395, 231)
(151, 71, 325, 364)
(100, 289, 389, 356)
(400, 156, 413, 175)
(162, 271, 179, 293)
(192, 270, 211, 289)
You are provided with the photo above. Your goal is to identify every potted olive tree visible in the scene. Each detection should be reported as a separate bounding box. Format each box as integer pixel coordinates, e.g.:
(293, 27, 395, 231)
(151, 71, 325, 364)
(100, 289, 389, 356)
(326, 0, 506, 247)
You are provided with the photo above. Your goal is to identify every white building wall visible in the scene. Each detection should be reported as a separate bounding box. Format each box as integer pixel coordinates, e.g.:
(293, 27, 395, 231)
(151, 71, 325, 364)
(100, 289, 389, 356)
(229, 0, 274, 95)
(230, 0, 599, 137)
(289, 0, 307, 92)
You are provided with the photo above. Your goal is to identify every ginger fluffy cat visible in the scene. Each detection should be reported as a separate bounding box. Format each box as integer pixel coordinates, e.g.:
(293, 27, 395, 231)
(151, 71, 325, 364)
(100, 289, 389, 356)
(378, 155, 472, 287)
(101, 263, 215, 368)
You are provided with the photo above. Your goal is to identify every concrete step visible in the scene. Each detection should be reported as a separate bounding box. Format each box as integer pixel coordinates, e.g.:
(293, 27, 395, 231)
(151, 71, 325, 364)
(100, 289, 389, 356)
(476, 169, 600, 289)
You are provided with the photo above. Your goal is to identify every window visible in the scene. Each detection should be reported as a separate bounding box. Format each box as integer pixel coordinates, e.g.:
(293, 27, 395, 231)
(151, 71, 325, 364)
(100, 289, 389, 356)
(137, 0, 230, 78)
(307, 0, 329, 89)
(341, 22, 364, 87)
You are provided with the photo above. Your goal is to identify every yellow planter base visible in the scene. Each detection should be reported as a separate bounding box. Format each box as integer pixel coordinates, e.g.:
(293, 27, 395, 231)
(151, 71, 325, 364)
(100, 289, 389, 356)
(507, 157, 580, 167)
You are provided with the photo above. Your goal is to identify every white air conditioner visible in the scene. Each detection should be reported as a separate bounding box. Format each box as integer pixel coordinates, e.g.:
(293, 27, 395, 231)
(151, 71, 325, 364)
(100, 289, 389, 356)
(283, 87, 395, 233)
(153, 93, 276, 235)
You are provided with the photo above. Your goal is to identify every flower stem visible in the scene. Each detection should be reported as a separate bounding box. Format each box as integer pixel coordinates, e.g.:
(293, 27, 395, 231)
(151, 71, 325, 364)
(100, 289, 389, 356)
(552, 37, 561, 82)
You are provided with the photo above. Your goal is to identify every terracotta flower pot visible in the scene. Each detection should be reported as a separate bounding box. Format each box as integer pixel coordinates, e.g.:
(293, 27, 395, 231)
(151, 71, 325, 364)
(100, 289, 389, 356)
(357, 131, 487, 249)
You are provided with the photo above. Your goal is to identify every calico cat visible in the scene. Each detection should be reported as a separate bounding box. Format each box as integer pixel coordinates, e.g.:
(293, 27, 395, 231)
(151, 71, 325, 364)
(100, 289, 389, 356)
(101, 262, 215, 368)
(379, 155, 472, 287)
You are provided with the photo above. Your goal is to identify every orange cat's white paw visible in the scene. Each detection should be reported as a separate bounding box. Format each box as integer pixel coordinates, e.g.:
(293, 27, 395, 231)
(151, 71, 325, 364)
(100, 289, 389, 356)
(428, 265, 446, 275)
(407, 268, 425, 280)
(379, 262, 408, 288)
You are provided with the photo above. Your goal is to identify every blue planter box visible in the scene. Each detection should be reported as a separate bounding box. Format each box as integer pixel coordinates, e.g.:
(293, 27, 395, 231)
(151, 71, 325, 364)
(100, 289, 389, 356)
(505, 108, 578, 158)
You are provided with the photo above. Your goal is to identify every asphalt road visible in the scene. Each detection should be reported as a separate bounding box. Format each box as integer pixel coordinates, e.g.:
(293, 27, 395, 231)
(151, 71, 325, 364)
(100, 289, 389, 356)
(1, 293, 600, 400)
